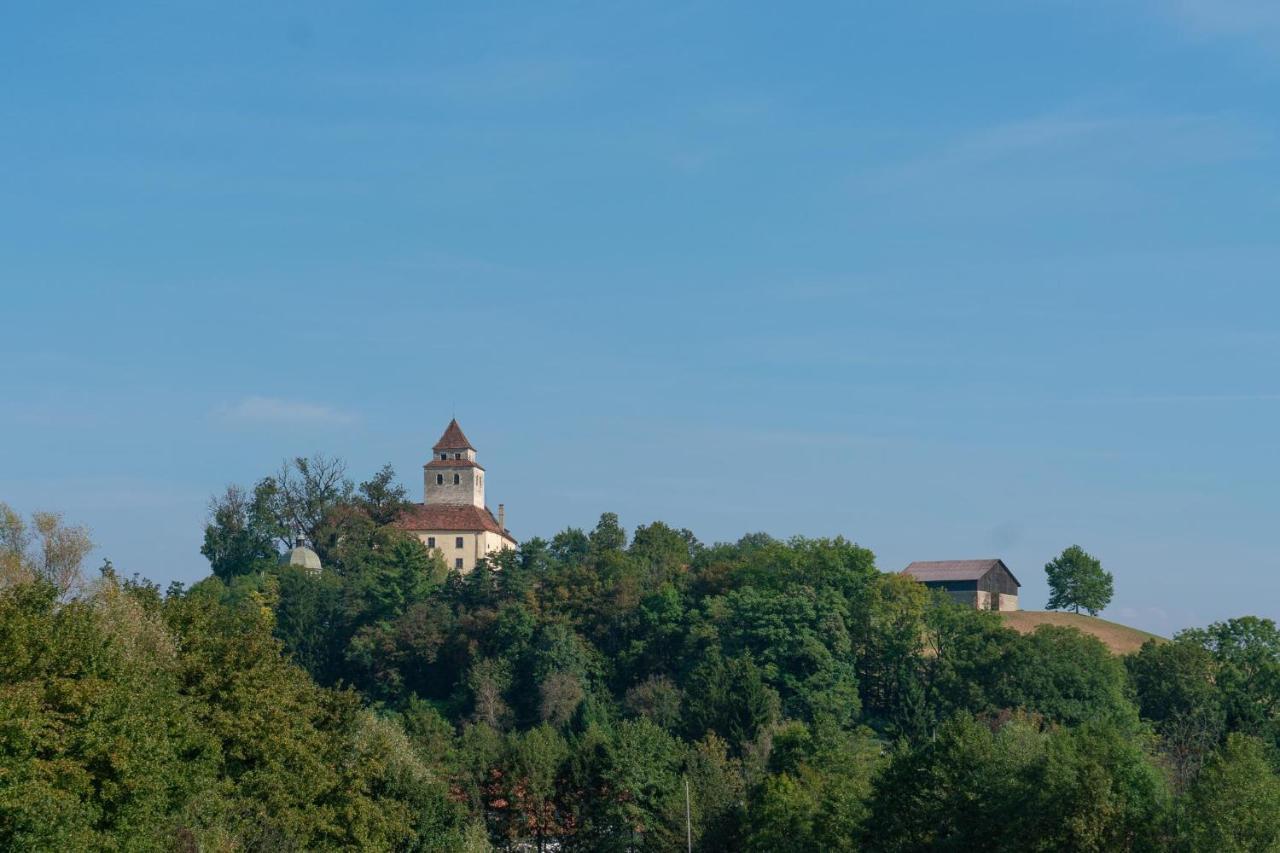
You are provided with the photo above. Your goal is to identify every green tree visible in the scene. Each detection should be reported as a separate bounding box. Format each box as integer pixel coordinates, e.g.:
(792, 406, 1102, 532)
(201, 482, 282, 581)
(1176, 616, 1280, 747)
(713, 585, 861, 725)
(268, 454, 354, 559)
(629, 521, 700, 585)
(1126, 640, 1224, 790)
(685, 733, 746, 851)
(589, 512, 628, 554)
(996, 625, 1138, 729)
(355, 463, 410, 526)
(493, 725, 570, 852)
(567, 720, 686, 852)
(272, 563, 344, 682)
(0, 578, 211, 850)
(684, 654, 781, 752)
(744, 720, 880, 852)
(549, 528, 590, 566)
(854, 572, 929, 738)
(1044, 544, 1114, 615)
(744, 774, 817, 852)
(1178, 734, 1280, 853)
(161, 580, 428, 850)
(866, 714, 1167, 853)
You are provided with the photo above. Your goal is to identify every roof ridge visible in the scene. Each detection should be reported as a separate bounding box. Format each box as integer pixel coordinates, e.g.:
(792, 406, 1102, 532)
(396, 502, 515, 542)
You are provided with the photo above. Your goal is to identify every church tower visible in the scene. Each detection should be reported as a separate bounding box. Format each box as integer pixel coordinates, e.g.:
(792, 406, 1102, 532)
(424, 418, 484, 507)
(397, 418, 516, 573)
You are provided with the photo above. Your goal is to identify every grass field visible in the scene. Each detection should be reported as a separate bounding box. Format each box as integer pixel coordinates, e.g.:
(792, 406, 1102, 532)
(1001, 610, 1165, 655)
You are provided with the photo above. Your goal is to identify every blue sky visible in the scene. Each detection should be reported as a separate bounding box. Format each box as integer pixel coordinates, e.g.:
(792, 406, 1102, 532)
(3, 2, 1279, 635)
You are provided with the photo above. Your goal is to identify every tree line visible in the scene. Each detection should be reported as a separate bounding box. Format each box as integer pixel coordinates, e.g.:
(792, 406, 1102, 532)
(1, 457, 1278, 851)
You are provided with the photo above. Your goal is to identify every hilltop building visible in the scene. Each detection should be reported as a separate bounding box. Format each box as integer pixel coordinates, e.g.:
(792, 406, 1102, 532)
(902, 559, 1020, 611)
(396, 419, 516, 572)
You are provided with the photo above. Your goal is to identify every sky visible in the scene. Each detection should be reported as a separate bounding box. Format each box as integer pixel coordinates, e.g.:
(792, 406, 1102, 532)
(3, 2, 1279, 636)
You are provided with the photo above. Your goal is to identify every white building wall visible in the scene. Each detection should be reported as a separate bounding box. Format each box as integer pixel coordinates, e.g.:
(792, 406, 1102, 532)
(413, 529, 513, 574)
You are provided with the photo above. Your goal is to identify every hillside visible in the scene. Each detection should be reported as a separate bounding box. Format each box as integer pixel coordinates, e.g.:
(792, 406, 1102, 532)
(1001, 610, 1164, 655)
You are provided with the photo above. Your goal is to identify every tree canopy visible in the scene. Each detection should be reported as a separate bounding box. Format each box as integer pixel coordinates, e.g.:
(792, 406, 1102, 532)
(1044, 544, 1115, 615)
(2, 466, 1277, 850)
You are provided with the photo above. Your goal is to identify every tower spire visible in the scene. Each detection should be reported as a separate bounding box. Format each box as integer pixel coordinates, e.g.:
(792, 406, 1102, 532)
(425, 419, 484, 507)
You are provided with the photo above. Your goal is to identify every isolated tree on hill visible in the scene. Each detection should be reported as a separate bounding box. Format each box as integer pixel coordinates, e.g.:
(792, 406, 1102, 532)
(1044, 545, 1113, 616)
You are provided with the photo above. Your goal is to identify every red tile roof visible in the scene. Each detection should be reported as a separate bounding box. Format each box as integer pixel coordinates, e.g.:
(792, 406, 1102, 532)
(901, 559, 1020, 587)
(433, 419, 475, 451)
(395, 503, 515, 542)
(425, 458, 484, 470)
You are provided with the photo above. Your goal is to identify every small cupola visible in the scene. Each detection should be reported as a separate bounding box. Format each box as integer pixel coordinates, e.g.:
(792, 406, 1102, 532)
(279, 536, 322, 572)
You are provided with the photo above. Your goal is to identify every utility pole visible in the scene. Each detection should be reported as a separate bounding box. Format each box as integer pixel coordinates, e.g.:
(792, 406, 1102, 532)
(685, 775, 693, 853)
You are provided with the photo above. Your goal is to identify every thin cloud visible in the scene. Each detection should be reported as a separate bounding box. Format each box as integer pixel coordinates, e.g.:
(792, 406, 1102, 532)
(875, 111, 1265, 187)
(320, 57, 588, 103)
(1164, 0, 1280, 39)
(217, 396, 358, 427)
(1133, 392, 1280, 403)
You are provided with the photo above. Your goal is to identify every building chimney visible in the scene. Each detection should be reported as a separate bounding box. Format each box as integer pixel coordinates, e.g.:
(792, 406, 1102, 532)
(497, 504, 505, 531)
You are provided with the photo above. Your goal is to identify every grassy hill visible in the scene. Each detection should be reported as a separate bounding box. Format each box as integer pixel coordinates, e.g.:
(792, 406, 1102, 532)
(1001, 610, 1164, 655)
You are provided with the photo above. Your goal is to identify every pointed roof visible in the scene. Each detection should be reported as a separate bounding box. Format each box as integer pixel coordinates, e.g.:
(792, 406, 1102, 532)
(433, 419, 475, 451)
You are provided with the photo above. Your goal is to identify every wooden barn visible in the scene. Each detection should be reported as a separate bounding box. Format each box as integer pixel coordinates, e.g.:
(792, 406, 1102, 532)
(902, 559, 1020, 611)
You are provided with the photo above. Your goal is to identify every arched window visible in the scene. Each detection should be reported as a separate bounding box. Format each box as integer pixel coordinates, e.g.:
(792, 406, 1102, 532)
(453, 473, 461, 485)
(436, 474, 444, 485)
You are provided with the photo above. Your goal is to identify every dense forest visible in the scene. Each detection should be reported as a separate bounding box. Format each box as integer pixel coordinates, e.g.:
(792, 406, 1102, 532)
(3, 457, 1280, 851)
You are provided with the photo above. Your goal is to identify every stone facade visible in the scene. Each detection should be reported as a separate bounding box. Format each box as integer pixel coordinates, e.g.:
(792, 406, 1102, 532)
(423, 447, 484, 508)
(968, 590, 1020, 611)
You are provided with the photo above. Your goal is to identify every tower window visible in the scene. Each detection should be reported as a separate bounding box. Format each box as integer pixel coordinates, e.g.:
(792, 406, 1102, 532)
(454, 452, 461, 459)
(455, 557, 464, 569)
(440, 453, 447, 461)
(427, 536, 436, 548)
(436, 474, 444, 485)
(453, 474, 460, 485)
(455, 537, 464, 549)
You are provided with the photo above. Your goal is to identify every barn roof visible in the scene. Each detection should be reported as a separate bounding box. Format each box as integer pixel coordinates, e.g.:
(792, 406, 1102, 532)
(902, 558, 1021, 587)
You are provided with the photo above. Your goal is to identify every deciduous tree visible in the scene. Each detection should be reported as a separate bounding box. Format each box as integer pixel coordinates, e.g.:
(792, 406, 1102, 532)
(1044, 544, 1114, 615)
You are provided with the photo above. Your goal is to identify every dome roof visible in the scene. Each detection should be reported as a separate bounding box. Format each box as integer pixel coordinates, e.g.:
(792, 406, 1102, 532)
(279, 539, 322, 572)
